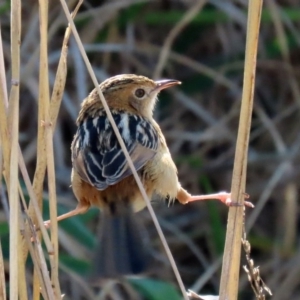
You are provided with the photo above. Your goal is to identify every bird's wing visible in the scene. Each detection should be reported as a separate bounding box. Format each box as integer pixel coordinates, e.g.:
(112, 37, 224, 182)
(72, 111, 158, 190)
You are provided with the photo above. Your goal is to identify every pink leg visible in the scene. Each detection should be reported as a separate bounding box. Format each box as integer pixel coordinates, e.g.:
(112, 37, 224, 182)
(177, 188, 254, 208)
(187, 192, 254, 207)
(44, 203, 90, 228)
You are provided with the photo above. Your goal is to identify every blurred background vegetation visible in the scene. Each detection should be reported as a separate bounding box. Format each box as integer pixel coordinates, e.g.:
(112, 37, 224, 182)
(1, 0, 300, 299)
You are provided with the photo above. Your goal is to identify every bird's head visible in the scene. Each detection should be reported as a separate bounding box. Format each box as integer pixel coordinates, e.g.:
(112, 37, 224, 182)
(98, 74, 181, 118)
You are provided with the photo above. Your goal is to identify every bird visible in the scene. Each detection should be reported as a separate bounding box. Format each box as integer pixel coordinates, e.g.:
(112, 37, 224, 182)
(44, 74, 253, 277)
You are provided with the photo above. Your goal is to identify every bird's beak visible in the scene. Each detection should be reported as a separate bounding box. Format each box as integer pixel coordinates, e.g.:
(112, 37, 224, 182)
(154, 79, 181, 92)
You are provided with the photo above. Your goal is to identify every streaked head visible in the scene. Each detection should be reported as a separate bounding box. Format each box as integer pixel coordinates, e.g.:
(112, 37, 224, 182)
(100, 74, 181, 118)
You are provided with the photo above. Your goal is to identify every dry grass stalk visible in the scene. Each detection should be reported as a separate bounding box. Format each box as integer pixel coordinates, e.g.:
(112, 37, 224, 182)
(30, 0, 55, 298)
(0, 30, 10, 176)
(9, 0, 22, 298)
(35, 0, 62, 298)
(0, 18, 19, 300)
(50, 0, 83, 130)
(219, 1, 263, 299)
(23, 1, 81, 299)
(0, 38, 12, 300)
(19, 184, 53, 299)
(242, 226, 272, 299)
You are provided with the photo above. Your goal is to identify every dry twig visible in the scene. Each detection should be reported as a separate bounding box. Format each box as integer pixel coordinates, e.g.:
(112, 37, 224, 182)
(219, 1, 263, 299)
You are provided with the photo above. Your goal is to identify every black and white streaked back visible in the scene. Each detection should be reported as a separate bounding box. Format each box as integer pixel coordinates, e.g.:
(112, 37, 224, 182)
(72, 109, 159, 190)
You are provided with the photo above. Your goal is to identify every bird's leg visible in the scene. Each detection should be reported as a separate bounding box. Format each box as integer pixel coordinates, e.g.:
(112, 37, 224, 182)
(176, 187, 254, 208)
(43, 203, 90, 229)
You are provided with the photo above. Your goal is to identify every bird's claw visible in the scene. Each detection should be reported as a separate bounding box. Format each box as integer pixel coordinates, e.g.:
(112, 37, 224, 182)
(43, 221, 51, 229)
(30, 221, 51, 242)
(222, 192, 254, 208)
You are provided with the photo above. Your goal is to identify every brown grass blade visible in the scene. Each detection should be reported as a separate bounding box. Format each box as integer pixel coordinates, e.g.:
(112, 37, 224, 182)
(9, 0, 22, 298)
(219, 1, 263, 299)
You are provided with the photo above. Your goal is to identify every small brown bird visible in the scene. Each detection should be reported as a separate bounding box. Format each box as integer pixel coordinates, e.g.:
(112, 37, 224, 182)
(46, 74, 252, 277)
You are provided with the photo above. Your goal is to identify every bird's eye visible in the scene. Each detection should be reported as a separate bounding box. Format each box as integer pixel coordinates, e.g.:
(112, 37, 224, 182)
(135, 88, 145, 98)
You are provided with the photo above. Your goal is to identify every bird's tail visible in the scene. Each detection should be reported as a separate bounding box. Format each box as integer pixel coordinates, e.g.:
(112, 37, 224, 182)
(92, 203, 150, 278)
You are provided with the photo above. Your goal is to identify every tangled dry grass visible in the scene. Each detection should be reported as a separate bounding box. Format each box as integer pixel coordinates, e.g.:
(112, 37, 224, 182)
(1, 0, 300, 299)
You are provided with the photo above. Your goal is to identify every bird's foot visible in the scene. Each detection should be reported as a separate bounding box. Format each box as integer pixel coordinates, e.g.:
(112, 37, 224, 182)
(186, 192, 254, 208)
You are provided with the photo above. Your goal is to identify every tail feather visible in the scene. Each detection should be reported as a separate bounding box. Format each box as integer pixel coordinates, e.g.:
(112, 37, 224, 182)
(93, 206, 149, 278)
